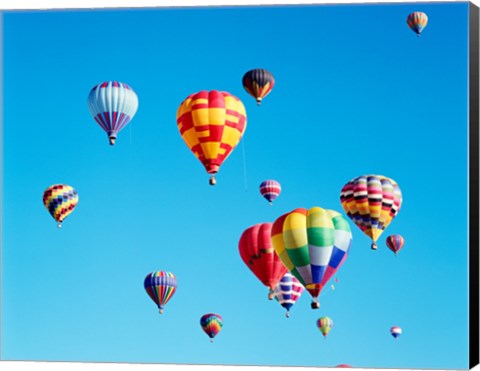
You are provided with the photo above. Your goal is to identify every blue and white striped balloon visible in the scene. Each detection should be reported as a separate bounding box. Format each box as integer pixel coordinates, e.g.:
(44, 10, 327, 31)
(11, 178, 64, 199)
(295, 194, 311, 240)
(87, 81, 139, 145)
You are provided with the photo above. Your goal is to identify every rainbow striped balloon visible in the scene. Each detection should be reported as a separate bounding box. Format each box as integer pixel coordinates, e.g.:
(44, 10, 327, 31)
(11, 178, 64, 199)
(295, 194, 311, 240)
(42, 184, 79, 228)
(144, 271, 177, 314)
(317, 316, 334, 338)
(273, 272, 304, 318)
(340, 174, 402, 250)
(407, 11, 428, 36)
(259, 180, 282, 205)
(200, 313, 223, 342)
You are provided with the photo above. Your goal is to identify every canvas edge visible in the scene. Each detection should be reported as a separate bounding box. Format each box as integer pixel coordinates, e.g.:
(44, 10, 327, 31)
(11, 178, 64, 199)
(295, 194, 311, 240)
(469, 1, 480, 370)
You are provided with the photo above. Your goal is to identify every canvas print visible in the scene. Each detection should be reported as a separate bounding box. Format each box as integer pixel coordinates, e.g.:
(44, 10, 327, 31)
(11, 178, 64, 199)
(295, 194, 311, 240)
(0, 1, 479, 370)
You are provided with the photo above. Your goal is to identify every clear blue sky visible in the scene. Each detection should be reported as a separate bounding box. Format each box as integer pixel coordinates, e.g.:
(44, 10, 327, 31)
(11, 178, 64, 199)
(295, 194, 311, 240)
(0, 2, 471, 369)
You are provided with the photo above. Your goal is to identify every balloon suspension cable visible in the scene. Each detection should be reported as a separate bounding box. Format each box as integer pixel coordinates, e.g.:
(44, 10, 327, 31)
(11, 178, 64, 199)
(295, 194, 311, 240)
(209, 176, 217, 186)
(57, 222, 62, 228)
(371, 242, 377, 250)
(241, 138, 248, 191)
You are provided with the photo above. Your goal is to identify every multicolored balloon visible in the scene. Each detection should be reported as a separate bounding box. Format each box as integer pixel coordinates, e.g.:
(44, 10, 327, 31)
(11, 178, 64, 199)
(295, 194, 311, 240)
(87, 81, 139, 145)
(407, 11, 428, 36)
(42, 184, 79, 228)
(317, 316, 334, 338)
(391, 326, 402, 339)
(176, 90, 247, 185)
(239, 223, 288, 299)
(271, 207, 352, 309)
(242, 68, 275, 105)
(386, 234, 405, 256)
(340, 175, 402, 250)
(144, 271, 177, 314)
(259, 180, 281, 205)
(273, 272, 304, 318)
(200, 313, 223, 342)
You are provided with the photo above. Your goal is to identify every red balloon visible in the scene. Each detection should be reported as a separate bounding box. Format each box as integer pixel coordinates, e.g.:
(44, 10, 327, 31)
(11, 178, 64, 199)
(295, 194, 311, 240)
(239, 223, 288, 299)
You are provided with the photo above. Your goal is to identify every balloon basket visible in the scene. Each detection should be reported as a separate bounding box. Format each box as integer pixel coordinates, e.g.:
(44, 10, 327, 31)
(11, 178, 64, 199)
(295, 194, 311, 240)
(57, 223, 62, 228)
(109, 137, 116, 146)
(209, 176, 217, 186)
(371, 243, 377, 250)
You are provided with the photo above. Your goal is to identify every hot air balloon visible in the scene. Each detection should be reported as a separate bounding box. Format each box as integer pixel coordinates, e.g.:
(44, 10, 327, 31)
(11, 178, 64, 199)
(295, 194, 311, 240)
(407, 11, 428, 36)
(273, 272, 304, 318)
(386, 234, 405, 256)
(259, 180, 281, 205)
(242, 68, 275, 105)
(42, 184, 79, 228)
(176, 90, 247, 185)
(317, 316, 333, 338)
(200, 313, 223, 342)
(391, 326, 402, 339)
(271, 207, 352, 309)
(340, 175, 402, 250)
(87, 81, 139, 145)
(144, 271, 177, 314)
(239, 223, 288, 300)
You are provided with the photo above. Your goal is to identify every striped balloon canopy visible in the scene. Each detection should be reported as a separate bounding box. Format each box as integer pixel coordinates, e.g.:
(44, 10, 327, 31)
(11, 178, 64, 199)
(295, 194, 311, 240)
(239, 223, 288, 299)
(259, 179, 282, 205)
(200, 313, 223, 342)
(386, 234, 405, 255)
(407, 11, 428, 36)
(273, 272, 304, 318)
(242, 68, 275, 105)
(87, 81, 139, 145)
(317, 316, 334, 338)
(271, 207, 352, 309)
(340, 174, 402, 250)
(390, 326, 402, 339)
(42, 184, 79, 228)
(144, 271, 177, 314)
(176, 90, 247, 185)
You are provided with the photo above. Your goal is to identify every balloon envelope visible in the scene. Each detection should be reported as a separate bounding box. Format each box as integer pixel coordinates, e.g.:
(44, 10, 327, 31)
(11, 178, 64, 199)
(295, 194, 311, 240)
(239, 223, 288, 298)
(42, 184, 79, 227)
(176, 90, 247, 185)
(87, 81, 139, 145)
(200, 313, 223, 341)
(259, 180, 281, 204)
(407, 11, 428, 36)
(317, 316, 334, 337)
(340, 174, 402, 250)
(273, 272, 304, 317)
(242, 68, 275, 105)
(391, 326, 402, 338)
(271, 207, 352, 308)
(386, 234, 405, 255)
(144, 271, 177, 314)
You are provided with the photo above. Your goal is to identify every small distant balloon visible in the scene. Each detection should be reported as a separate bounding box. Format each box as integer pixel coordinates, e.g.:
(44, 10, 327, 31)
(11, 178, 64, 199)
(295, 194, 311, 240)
(144, 271, 177, 314)
(386, 234, 405, 255)
(87, 81, 139, 145)
(317, 316, 334, 338)
(242, 68, 275, 105)
(200, 313, 223, 342)
(259, 179, 281, 205)
(335, 365, 352, 368)
(42, 184, 79, 228)
(407, 11, 428, 36)
(390, 326, 402, 339)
